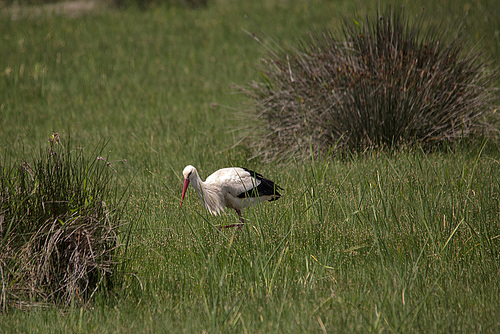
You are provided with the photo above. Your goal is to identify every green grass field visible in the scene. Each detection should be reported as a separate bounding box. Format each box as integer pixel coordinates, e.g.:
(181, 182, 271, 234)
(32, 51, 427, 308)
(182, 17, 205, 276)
(1, 0, 499, 332)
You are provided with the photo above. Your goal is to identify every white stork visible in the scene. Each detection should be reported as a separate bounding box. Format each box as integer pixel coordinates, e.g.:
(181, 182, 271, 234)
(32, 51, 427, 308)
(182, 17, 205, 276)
(180, 165, 282, 228)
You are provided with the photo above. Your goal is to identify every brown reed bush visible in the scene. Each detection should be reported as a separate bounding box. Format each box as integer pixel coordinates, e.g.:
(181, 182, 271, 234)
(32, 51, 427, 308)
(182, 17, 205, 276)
(237, 7, 498, 161)
(0, 134, 126, 310)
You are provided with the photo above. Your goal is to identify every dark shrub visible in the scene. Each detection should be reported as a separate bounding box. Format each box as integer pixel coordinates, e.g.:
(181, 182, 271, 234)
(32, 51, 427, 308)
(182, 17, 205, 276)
(238, 7, 498, 161)
(0, 134, 126, 310)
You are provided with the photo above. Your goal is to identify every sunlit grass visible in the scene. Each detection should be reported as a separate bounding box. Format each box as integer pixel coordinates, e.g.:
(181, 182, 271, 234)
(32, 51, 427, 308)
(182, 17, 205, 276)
(0, 0, 499, 332)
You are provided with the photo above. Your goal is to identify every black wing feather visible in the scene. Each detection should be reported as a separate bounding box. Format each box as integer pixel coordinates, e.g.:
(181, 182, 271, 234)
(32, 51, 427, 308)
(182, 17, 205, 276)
(237, 168, 282, 200)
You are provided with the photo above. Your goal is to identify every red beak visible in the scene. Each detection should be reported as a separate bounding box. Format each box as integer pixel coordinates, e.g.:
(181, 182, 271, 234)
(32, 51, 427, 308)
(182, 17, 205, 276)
(181, 178, 190, 206)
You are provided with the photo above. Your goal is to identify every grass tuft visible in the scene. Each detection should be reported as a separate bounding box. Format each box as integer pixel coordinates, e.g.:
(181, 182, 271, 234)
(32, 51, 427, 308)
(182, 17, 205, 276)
(0, 134, 126, 310)
(238, 6, 498, 161)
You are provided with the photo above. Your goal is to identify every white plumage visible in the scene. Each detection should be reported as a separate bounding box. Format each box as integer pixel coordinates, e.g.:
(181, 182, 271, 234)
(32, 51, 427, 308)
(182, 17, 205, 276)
(180, 165, 282, 227)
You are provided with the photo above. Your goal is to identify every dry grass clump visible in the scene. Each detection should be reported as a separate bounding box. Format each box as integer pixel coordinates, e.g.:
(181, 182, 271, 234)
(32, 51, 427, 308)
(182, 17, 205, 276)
(238, 7, 498, 161)
(0, 134, 125, 310)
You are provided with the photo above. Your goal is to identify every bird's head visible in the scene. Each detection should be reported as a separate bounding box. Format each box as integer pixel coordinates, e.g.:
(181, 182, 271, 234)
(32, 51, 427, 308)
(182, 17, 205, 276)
(181, 165, 196, 206)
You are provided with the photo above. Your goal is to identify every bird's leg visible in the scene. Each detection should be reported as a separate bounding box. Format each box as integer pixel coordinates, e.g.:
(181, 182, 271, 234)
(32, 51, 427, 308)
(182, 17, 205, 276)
(219, 209, 245, 229)
(236, 209, 245, 224)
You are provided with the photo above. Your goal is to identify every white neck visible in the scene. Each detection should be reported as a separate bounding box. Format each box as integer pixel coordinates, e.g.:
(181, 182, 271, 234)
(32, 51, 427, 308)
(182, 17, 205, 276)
(189, 171, 224, 216)
(189, 171, 204, 200)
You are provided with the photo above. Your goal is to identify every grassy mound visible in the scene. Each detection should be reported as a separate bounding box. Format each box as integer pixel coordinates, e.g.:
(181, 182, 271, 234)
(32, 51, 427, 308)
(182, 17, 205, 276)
(0, 134, 126, 310)
(239, 7, 498, 161)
